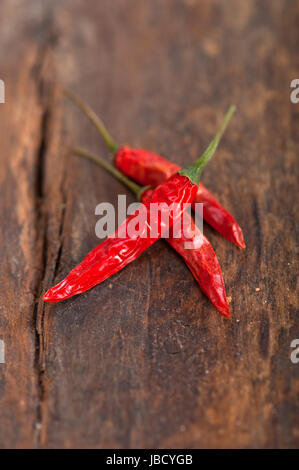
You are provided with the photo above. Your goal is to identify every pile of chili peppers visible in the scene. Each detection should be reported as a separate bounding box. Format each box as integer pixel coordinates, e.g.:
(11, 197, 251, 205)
(43, 91, 245, 318)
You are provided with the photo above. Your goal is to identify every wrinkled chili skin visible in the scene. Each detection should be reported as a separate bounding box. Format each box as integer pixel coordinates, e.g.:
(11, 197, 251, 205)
(142, 188, 230, 317)
(115, 146, 245, 249)
(43, 174, 197, 303)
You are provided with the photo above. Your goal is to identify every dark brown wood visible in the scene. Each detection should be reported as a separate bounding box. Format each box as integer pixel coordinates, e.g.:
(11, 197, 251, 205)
(0, 0, 298, 449)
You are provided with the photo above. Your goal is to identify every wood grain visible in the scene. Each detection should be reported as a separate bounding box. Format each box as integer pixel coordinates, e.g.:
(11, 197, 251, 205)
(0, 0, 298, 448)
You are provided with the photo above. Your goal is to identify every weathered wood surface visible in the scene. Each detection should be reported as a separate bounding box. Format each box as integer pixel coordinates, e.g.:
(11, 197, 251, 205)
(0, 0, 298, 449)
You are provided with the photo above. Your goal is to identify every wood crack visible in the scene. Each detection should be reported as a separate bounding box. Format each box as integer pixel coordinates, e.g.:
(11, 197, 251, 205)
(30, 43, 65, 448)
(33, 67, 52, 448)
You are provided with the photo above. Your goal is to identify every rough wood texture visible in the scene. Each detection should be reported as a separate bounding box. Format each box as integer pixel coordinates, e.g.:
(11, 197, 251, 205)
(0, 0, 298, 449)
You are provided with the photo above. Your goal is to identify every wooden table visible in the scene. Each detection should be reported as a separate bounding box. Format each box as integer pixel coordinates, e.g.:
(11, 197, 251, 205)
(0, 0, 298, 449)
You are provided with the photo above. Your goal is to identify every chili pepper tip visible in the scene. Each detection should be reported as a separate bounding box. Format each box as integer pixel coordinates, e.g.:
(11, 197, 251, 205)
(43, 285, 66, 303)
(219, 305, 231, 318)
(233, 225, 246, 249)
(43, 290, 56, 302)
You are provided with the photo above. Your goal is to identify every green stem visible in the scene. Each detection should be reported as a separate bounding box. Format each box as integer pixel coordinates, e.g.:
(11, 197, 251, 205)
(179, 105, 236, 184)
(73, 147, 146, 199)
(64, 88, 118, 154)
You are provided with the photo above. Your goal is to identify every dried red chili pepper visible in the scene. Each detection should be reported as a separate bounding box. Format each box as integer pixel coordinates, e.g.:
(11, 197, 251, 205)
(43, 108, 234, 305)
(64, 89, 245, 249)
(72, 149, 230, 317)
(142, 189, 230, 317)
(43, 173, 197, 302)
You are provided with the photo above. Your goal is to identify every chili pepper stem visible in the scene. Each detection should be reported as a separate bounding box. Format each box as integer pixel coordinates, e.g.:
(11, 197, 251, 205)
(65, 87, 235, 185)
(73, 147, 145, 198)
(179, 105, 236, 184)
(64, 88, 118, 154)
(74, 105, 235, 196)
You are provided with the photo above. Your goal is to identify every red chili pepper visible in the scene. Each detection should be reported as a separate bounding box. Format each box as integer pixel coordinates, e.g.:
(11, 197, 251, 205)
(142, 188, 230, 317)
(43, 174, 196, 302)
(64, 88, 245, 249)
(115, 147, 245, 249)
(68, 149, 230, 317)
(43, 108, 234, 305)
